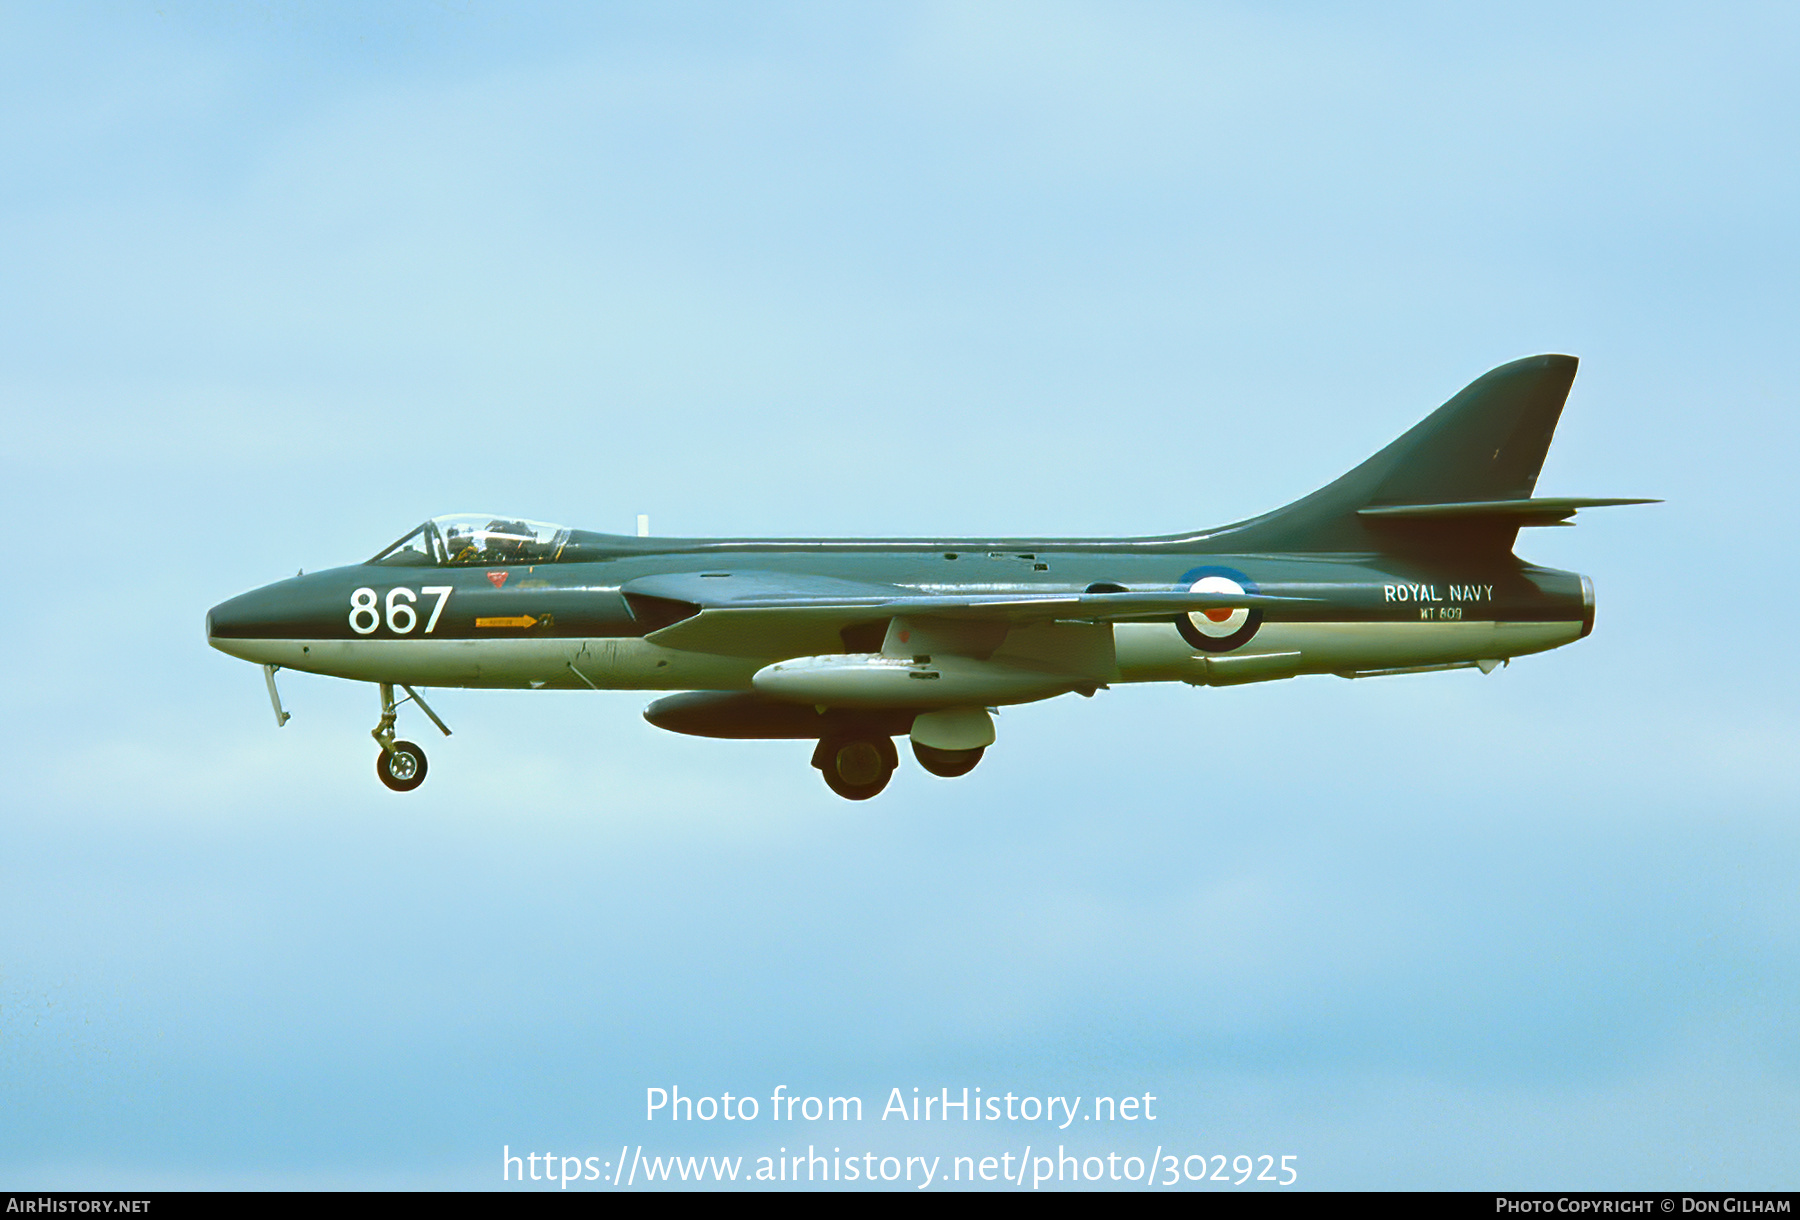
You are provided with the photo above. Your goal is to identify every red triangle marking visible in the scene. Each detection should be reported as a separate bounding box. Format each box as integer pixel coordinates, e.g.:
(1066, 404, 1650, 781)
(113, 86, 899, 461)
(487, 570, 508, 589)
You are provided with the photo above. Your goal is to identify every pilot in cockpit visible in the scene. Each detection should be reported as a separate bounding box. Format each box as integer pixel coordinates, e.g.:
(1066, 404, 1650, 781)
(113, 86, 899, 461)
(443, 526, 478, 565)
(483, 520, 537, 563)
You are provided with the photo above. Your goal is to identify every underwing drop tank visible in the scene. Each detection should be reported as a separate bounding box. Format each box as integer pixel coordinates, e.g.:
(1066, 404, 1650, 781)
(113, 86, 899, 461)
(751, 653, 1080, 708)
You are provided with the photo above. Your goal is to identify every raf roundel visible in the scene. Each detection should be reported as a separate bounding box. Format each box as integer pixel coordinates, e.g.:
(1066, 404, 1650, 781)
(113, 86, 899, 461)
(1176, 569, 1264, 653)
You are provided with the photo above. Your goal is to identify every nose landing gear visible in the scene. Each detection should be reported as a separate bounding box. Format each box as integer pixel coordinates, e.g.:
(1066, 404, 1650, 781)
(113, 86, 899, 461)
(377, 739, 428, 791)
(371, 682, 452, 792)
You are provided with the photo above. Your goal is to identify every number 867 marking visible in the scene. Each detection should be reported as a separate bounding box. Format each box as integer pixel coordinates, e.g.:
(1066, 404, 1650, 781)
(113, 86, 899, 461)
(349, 586, 453, 635)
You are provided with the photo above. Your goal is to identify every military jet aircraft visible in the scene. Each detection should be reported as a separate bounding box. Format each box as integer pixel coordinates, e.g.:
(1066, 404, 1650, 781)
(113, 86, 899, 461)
(207, 354, 1652, 799)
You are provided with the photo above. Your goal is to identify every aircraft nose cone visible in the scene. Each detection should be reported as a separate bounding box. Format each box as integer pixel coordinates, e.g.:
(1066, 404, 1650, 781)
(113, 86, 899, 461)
(207, 594, 253, 657)
(208, 570, 352, 662)
(207, 582, 298, 659)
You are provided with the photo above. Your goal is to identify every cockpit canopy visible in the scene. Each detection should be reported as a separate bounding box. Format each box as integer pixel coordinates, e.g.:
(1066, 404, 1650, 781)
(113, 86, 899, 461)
(369, 515, 572, 567)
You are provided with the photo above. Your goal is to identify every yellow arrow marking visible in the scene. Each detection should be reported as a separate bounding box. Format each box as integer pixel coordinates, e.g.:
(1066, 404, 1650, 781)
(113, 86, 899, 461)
(475, 615, 538, 629)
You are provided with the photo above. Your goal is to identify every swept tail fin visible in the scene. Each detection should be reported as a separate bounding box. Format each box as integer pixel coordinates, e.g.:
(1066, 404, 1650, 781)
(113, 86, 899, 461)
(1214, 355, 1650, 554)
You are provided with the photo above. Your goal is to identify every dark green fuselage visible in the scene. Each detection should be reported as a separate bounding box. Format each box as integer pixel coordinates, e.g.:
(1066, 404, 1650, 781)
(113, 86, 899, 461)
(206, 531, 1590, 693)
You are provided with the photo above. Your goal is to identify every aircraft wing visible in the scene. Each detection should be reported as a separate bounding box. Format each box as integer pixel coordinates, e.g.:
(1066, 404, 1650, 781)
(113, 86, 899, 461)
(621, 571, 1314, 658)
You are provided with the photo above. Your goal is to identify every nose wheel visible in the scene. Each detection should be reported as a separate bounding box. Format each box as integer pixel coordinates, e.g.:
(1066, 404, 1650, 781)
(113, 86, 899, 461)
(370, 682, 451, 792)
(377, 740, 428, 791)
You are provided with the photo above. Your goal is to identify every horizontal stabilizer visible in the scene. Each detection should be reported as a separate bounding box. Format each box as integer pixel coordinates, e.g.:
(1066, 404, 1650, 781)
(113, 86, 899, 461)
(1213, 354, 1647, 553)
(1358, 497, 1660, 526)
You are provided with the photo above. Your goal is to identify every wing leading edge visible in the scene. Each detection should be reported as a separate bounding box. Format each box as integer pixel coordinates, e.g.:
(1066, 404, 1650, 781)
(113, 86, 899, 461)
(622, 571, 1315, 659)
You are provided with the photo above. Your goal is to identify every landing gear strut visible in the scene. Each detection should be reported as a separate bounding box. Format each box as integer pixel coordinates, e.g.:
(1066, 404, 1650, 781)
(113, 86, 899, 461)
(372, 682, 452, 793)
(813, 735, 898, 801)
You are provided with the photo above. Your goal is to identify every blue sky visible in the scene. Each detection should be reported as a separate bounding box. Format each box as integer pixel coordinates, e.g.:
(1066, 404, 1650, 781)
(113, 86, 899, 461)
(1, 1, 1796, 1189)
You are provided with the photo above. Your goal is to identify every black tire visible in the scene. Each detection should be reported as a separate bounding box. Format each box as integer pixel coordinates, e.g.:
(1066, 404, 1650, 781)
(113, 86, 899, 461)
(814, 736, 897, 801)
(913, 742, 985, 778)
(377, 740, 428, 792)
